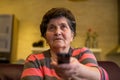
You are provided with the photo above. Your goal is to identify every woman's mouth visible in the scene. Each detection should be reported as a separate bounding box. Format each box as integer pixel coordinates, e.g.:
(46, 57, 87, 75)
(54, 38, 63, 41)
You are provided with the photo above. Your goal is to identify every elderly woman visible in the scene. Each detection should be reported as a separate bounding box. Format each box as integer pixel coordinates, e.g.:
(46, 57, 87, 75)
(21, 8, 109, 80)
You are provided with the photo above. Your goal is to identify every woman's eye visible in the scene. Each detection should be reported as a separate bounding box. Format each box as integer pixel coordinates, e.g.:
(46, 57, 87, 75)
(47, 26, 55, 31)
(61, 24, 68, 30)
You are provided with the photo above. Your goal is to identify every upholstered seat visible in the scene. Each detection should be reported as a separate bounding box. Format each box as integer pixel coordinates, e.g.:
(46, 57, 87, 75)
(0, 61, 120, 80)
(98, 61, 120, 80)
(0, 64, 23, 80)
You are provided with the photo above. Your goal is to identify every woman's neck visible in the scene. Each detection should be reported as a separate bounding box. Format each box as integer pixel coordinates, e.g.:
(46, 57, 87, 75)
(50, 46, 70, 62)
(50, 46, 70, 54)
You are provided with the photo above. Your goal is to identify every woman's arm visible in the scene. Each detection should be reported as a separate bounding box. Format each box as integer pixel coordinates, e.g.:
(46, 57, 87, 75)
(51, 48, 109, 80)
(51, 57, 101, 80)
(21, 54, 44, 80)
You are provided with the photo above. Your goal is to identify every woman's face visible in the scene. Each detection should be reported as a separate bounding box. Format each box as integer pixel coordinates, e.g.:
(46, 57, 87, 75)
(45, 17, 74, 49)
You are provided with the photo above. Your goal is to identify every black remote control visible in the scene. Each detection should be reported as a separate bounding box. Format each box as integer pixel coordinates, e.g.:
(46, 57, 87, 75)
(57, 53, 70, 64)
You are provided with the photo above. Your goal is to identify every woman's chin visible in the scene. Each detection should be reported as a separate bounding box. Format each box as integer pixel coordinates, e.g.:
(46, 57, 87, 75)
(53, 44, 65, 48)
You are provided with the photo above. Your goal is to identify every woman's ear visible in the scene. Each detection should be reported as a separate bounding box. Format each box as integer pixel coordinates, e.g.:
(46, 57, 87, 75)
(72, 31, 75, 39)
(43, 34, 46, 38)
(70, 32, 74, 42)
(43, 34, 48, 42)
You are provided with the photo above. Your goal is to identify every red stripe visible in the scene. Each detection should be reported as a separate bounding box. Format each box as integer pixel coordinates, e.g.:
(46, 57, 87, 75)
(42, 66, 60, 79)
(85, 63, 97, 66)
(103, 68, 109, 80)
(79, 47, 88, 52)
(35, 54, 45, 60)
(79, 53, 97, 62)
(21, 68, 43, 78)
(26, 54, 45, 62)
(72, 49, 81, 56)
(72, 47, 87, 56)
(98, 67, 109, 80)
(21, 66, 61, 79)
(98, 67, 103, 80)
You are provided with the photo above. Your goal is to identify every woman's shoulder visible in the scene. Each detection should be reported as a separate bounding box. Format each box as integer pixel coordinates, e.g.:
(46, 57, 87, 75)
(71, 47, 92, 56)
(26, 49, 50, 61)
(73, 47, 91, 52)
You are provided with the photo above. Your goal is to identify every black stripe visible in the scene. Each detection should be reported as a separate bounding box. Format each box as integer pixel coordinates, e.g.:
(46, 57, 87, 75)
(24, 61, 39, 69)
(79, 49, 93, 56)
(24, 50, 52, 69)
(81, 58, 98, 65)
(72, 48, 93, 60)
(21, 76, 42, 80)
(100, 67, 106, 80)
(21, 75, 58, 80)
(44, 75, 58, 80)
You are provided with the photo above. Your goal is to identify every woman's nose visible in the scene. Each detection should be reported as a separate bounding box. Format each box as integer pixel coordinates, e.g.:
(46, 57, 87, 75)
(54, 28, 61, 36)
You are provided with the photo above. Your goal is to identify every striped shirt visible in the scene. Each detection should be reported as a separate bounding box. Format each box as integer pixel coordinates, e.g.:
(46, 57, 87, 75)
(21, 47, 109, 80)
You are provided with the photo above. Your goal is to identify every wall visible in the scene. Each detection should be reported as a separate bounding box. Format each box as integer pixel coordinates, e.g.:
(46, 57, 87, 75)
(0, 0, 119, 65)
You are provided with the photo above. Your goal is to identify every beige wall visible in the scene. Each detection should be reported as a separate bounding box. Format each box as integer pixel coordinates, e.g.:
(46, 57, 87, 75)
(0, 0, 119, 64)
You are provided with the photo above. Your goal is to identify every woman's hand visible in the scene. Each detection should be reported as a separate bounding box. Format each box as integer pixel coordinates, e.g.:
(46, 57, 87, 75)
(51, 57, 100, 80)
(51, 57, 85, 80)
